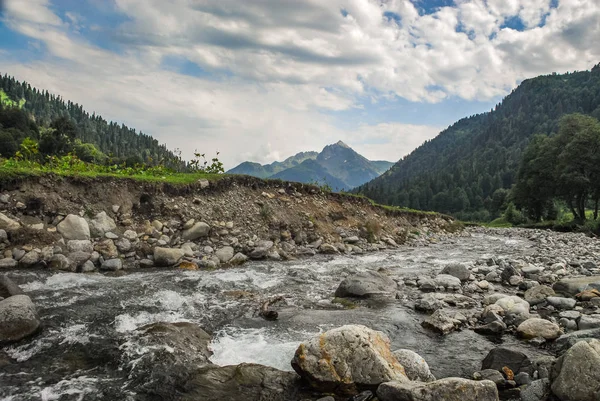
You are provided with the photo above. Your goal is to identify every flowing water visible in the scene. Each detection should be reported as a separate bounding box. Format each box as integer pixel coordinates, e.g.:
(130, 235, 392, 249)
(0, 231, 548, 400)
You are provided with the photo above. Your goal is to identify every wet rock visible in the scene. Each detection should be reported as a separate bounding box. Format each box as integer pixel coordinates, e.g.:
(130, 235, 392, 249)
(473, 369, 505, 386)
(0, 275, 23, 298)
(392, 349, 436, 382)
(520, 379, 549, 401)
(551, 339, 600, 401)
(524, 285, 555, 305)
(0, 258, 17, 268)
(474, 321, 507, 335)
(334, 271, 397, 299)
(553, 276, 600, 297)
(546, 296, 576, 310)
(377, 378, 499, 401)
(0, 213, 20, 231)
(517, 318, 561, 340)
(89, 212, 117, 238)
(154, 247, 184, 267)
(101, 258, 123, 271)
(440, 263, 471, 281)
(0, 295, 40, 343)
(215, 246, 234, 263)
(291, 325, 407, 393)
(481, 347, 533, 376)
(57, 214, 90, 240)
(229, 252, 248, 265)
(514, 372, 532, 386)
(181, 222, 210, 241)
(421, 309, 461, 335)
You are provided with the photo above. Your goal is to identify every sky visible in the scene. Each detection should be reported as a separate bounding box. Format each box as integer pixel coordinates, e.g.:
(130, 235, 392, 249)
(0, 0, 599, 169)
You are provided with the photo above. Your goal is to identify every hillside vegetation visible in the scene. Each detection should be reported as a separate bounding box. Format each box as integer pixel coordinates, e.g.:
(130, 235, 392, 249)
(357, 63, 600, 221)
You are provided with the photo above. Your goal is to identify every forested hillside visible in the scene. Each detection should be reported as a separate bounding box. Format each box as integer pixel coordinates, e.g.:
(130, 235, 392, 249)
(357, 63, 600, 221)
(0, 74, 180, 167)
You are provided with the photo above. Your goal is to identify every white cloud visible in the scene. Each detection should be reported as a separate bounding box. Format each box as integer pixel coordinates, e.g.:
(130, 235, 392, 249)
(0, 0, 599, 169)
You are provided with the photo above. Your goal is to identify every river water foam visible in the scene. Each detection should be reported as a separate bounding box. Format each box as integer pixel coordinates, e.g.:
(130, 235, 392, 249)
(1, 231, 545, 400)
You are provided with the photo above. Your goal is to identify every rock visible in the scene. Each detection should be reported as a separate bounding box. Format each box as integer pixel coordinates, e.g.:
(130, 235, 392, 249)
(57, 214, 90, 240)
(473, 369, 505, 386)
(481, 347, 533, 376)
(522, 264, 544, 275)
(524, 285, 555, 305)
(89, 212, 117, 237)
(18, 251, 40, 267)
(80, 260, 96, 272)
(377, 378, 499, 401)
(484, 293, 508, 305)
(501, 265, 520, 283)
(67, 251, 91, 269)
(0, 275, 23, 298)
(0, 213, 19, 231)
(577, 290, 600, 301)
(551, 339, 600, 401)
(434, 274, 461, 290)
(334, 271, 397, 299)
(67, 240, 93, 253)
(181, 222, 210, 241)
(495, 296, 530, 315)
(49, 254, 72, 271)
(215, 246, 234, 263)
(418, 278, 436, 292)
(392, 349, 436, 382)
(520, 379, 549, 401)
(514, 372, 532, 386)
(291, 325, 407, 393)
(229, 253, 248, 265)
(554, 328, 600, 352)
(0, 258, 17, 268)
(517, 318, 561, 340)
(101, 258, 123, 271)
(579, 315, 600, 330)
(546, 296, 576, 310)
(94, 239, 118, 259)
(0, 295, 40, 343)
(421, 309, 460, 335)
(319, 243, 339, 254)
(114, 238, 131, 253)
(123, 230, 138, 241)
(474, 321, 507, 335)
(440, 263, 471, 281)
(153, 247, 184, 267)
(553, 276, 600, 297)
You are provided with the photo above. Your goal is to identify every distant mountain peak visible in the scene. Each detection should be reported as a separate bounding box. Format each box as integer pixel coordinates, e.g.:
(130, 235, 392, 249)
(334, 140, 350, 148)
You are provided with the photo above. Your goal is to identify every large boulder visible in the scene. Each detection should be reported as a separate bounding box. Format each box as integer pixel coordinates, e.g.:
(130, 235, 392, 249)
(377, 378, 499, 401)
(517, 318, 561, 340)
(392, 349, 436, 382)
(291, 325, 407, 393)
(0, 295, 40, 343)
(154, 247, 184, 267)
(553, 276, 600, 297)
(524, 285, 555, 305)
(57, 214, 90, 240)
(182, 222, 210, 241)
(215, 246, 234, 263)
(0, 275, 24, 298)
(89, 211, 117, 237)
(481, 347, 533, 376)
(334, 271, 397, 299)
(440, 264, 471, 282)
(551, 339, 600, 401)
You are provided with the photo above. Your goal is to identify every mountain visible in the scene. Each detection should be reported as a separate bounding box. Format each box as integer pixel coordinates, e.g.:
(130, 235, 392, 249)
(227, 151, 318, 178)
(356, 63, 600, 221)
(0, 74, 180, 167)
(228, 141, 393, 191)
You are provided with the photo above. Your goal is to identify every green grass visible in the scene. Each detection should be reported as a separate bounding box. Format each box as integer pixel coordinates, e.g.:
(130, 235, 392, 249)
(482, 217, 513, 228)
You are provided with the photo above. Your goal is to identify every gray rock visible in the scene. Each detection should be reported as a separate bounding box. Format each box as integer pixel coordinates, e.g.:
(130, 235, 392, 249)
(123, 230, 138, 241)
(524, 285, 555, 305)
(501, 265, 520, 283)
(215, 246, 234, 263)
(335, 271, 397, 299)
(12, 249, 25, 261)
(546, 296, 576, 310)
(94, 239, 118, 259)
(377, 378, 499, 401)
(473, 369, 505, 386)
(115, 238, 132, 253)
(559, 310, 581, 320)
(67, 251, 91, 269)
(153, 247, 184, 267)
(89, 212, 116, 237)
(517, 318, 561, 340)
(0, 275, 23, 298)
(520, 379, 549, 401)
(67, 240, 93, 253)
(554, 328, 600, 352)
(229, 252, 248, 265)
(57, 214, 90, 240)
(0, 295, 40, 343)
(421, 309, 460, 335)
(514, 372, 532, 386)
(291, 325, 407, 393)
(440, 263, 471, 281)
(418, 278, 437, 292)
(392, 349, 436, 382)
(0, 229, 7, 242)
(553, 276, 600, 297)
(49, 254, 72, 271)
(481, 347, 533, 376)
(18, 251, 40, 267)
(101, 258, 123, 271)
(319, 243, 339, 254)
(0, 258, 17, 269)
(474, 321, 507, 335)
(80, 260, 96, 273)
(484, 293, 508, 305)
(434, 274, 461, 290)
(181, 222, 210, 241)
(551, 339, 600, 401)
(139, 259, 154, 268)
(579, 315, 600, 330)
(0, 213, 19, 231)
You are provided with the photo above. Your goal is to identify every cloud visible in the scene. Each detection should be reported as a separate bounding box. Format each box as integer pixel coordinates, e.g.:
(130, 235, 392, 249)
(0, 0, 599, 170)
